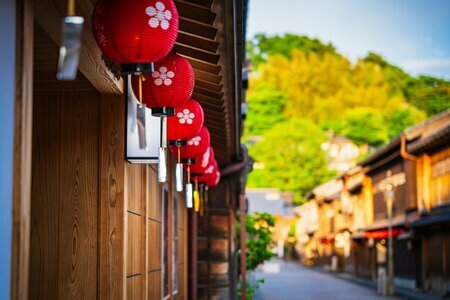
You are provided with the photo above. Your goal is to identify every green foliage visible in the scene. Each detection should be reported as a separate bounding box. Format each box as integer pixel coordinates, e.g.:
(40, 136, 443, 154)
(406, 76, 450, 115)
(247, 119, 336, 201)
(339, 107, 389, 146)
(237, 278, 265, 300)
(238, 212, 276, 271)
(244, 84, 286, 137)
(244, 33, 450, 198)
(248, 33, 337, 68)
(386, 105, 427, 138)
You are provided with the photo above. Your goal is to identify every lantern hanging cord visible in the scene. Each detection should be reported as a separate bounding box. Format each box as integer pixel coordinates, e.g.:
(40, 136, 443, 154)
(195, 178, 198, 191)
(138, 75, 145, 104)
(177, 146, 181, 163)
(68, 0, 75, 16)
(187, 165, 191, 184)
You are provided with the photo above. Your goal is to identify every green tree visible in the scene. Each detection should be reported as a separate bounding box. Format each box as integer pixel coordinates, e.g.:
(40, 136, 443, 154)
(339, 107, 389, 147)
(247, 33, 337, 68)
(248, 119, 335, 202)
(244, 84, 286, 137)
(386, 105, 427, 138)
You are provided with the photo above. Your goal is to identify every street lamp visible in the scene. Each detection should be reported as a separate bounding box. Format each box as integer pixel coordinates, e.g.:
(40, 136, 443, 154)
(383, 170, 395, 296)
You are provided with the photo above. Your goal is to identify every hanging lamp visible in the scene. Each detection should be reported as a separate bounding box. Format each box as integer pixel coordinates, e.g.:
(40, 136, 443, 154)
(92, 0, 179, 74)
(131, 53, 195, 182)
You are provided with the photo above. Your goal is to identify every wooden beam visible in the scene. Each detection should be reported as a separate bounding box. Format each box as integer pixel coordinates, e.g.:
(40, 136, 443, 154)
(185, 57, 221, 74)
(174, 44, 220, 65)
(11, 0, 33, 298)
(193, 69, 222, 85)
(179, 17, 217, 40)
(192, 92, 223, 104)
(34, 0, 124, 94)
(194, 79, 222, 93)
(194, 86, 223, 99)
(176, 32, 219, 54)
(184, 0, 213, 10)
(175, 0, 216, 25)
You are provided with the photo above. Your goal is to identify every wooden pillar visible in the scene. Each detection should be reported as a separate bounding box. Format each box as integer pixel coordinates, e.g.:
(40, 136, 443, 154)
(189, 209, 198, 300)
(240, 194, 247, 300)
(11, 0, 33, 298)
(99, 94, 125, 298)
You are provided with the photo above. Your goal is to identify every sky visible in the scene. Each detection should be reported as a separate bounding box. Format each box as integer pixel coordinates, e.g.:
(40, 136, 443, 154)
(247, 0, 450, 79)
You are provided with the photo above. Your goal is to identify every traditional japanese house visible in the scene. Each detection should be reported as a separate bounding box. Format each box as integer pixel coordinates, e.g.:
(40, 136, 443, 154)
(409, 110, 450, 296)
(2, 0, 248, 299)
(356, 115, 449, 290)
(343, 167, 376, 279)
(309, 179, 345, 270)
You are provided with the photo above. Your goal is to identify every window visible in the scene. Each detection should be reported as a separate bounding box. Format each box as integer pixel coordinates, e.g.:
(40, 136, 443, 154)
(431, 156, 450, 207)
(173, 196, 179, 295)
(162, 189, 180, 299)
(163, 189, 170, 299)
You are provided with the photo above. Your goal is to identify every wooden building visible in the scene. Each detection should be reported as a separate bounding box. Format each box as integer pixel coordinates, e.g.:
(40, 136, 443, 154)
(3, 0, 248, 299)
(409, 111, 450, 296)
(297, 110, 449, 297)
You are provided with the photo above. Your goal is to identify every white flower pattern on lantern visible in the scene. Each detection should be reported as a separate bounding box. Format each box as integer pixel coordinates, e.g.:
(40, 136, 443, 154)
(201, 149, 210, 167)
(188, 136, 201, 146)
(146, 2, 172, 30)
(152, 66, 174, 86)
(177, 109, 195, 125)
(205, 165, 214, 174)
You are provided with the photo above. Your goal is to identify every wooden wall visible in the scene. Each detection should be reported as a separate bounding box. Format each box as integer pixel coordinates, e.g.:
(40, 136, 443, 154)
(29, 24, 188, 300)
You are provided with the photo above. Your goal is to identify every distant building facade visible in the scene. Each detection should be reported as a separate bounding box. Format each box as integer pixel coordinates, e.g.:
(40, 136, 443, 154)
(296, 110, 450, 297)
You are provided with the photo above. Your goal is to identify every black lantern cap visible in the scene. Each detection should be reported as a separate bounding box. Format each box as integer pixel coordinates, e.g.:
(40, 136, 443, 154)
(169, 139, 187, 147)
(181, 158, 196, 164)
(121, 62, 154, 74)
(152, 107, 175, 117)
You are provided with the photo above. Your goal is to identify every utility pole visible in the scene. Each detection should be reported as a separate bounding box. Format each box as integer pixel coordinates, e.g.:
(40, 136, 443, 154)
(384, 171, 395, 296)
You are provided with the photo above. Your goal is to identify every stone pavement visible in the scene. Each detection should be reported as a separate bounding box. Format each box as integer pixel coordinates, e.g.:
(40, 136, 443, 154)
(253, 259, 403, 300)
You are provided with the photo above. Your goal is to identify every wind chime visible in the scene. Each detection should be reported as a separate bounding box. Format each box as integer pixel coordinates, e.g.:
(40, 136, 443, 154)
(171, 126, 210, 207)
(189, 146, 215, 213)
(167, 99, 204, 191)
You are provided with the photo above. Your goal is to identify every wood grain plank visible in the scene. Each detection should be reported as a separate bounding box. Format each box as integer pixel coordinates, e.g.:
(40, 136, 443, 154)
(12, 0, 34, 298)
(29, 92, 60, 300)
(148, 270, 162, 299)
(99, 94, 125, 299)
(58, 91, 99, 299)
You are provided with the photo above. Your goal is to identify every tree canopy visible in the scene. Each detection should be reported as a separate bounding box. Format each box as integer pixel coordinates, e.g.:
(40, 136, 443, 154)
(244, 34, 450, 203)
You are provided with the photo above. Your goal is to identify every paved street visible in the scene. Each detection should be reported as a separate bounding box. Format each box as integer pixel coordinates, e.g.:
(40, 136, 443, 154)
(253, 259, 402, 300)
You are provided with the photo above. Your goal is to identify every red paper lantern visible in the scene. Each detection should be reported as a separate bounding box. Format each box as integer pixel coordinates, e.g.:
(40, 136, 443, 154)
(207, 170, 220, 187)
(172, 126, 210, 159)
(131, 53, 194, 109)
(197, 159, 218, 183)
(92, 0, 179, 73)
(189, 147, 214, 174)
(167, 99, 204, 141)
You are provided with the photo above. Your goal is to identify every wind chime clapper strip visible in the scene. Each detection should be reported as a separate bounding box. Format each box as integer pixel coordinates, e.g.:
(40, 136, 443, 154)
(169, 140, 187, 192)
(183, 157, 196, 208)
(199, 183, 205, 217)
(193, 177, 200, 213)
(152, 107, 175, 183)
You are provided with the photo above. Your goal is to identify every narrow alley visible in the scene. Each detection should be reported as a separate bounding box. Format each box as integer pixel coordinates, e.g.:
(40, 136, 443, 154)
(254, 260, 402, 300)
